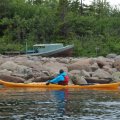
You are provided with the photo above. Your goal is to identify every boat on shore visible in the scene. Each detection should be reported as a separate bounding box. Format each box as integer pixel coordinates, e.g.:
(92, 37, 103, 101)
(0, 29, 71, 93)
(26, 43, 74, 57)
(0, 79, 119, 90)
(4, 43, 74, 57)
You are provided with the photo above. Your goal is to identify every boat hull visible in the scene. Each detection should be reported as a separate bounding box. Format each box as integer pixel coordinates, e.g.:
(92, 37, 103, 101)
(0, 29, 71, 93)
(29, 45, 74, 57)
(0, 80, 119, 90)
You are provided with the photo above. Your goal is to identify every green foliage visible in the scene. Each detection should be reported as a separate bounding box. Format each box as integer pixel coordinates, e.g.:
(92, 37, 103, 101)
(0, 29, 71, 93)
(0, 0, 120, 56)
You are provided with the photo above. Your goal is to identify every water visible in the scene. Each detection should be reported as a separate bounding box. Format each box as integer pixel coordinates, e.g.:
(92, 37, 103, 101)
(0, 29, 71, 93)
(0, 87, 120, 120)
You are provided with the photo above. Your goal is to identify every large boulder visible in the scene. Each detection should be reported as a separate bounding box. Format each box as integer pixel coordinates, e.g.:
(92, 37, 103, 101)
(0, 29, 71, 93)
(114, 55, 120, 61)
(69, 69, 90, 78)
(106, 53, 117, 59)
(67, 59, 94, 72)
(14, 57, 46, 73)
(96, 57, 114, 68)
(0, 75, 25, 83)
(85, 77, 112, 84)
(90, 63, 99, 72)
(0, 61, 33, 79)
(70, 75, 87, 85)
(32, 71, 53, 81)
(0, 61, 18, 71)
(0, 69, 12, 76)
(92, 69, 112, 79)
(103, 65, 117, 74)
(69, 70, 81, 75)
(112, 72, 120, 82)
(81, 70, 90, 77)
(43, 61, 68, 75)
(113, 57, 120, 71)
(68, 70, 88, 85)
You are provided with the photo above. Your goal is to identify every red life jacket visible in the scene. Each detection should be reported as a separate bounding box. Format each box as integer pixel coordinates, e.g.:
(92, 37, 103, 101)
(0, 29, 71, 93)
(58, 75, 69, 85)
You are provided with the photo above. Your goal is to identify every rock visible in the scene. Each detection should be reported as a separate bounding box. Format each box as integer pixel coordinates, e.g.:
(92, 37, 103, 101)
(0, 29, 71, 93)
(0, 58, 5, 65)
(69, 69, 90, 78)
(14, 56, 29, 63)
(96, 60, 106, 68)
(81, 70, 90, 77)
(69, 70, 81, 75)
(32, 76, 54, 82)
(48, 57, 57, 62)
(0, 69, 12, 76)
(22, 61, 47, 75)
(42, 71, 51, 76)
(56, 58, 70, 64)
(24, 78, 33, 83)
(0, 61, 33, 79)
(106, 53, 117, 59)
(27, 56, 40, 61)
(40, 57, 51, 63)
(112, 72, 120, 82)
(114, 55, 120, 61)
(90, 63, 99, 71)
(32, 70, 51, 79)
(11, 73, 25, 78)
(71, 75, 87, 85)
(0, 61, 18, 71)
(0, 75, 25, 83)
(85, 77, 112, 84)
(13, 66, 33, 79)
(16, 66, 32, 76)
(1, 55, 120, 85)
(92, 69, 112, 79)
(113, 60, 120, 71)
(68, 79, 73, 85)
(103, 65, 115, 74)
(67, 59, 93, 72)
(43, 61, 68, 74)
(95, 57, 114, 68)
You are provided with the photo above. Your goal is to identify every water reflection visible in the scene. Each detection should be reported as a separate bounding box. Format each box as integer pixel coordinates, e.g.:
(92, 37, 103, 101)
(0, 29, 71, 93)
(51, 89, 68, 117)
(0, 88, 120, 119)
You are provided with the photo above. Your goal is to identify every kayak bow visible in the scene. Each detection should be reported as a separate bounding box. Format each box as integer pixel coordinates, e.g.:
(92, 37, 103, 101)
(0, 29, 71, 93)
(0, 79, 119, 90)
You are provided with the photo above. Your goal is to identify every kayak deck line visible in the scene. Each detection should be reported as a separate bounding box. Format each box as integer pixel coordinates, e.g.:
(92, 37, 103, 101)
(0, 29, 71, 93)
(0, 79, 119, 90)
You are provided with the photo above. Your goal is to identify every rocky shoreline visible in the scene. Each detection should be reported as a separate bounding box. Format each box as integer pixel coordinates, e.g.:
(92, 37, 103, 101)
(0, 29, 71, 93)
(0, 53, 120, 85)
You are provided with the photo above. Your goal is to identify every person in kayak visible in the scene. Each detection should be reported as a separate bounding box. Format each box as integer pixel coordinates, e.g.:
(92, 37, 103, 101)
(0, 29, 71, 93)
(46, 69, 69, 85)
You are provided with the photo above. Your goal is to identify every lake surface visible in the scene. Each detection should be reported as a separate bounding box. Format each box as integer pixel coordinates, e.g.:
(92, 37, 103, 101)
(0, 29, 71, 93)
(0, 87, 120, 120)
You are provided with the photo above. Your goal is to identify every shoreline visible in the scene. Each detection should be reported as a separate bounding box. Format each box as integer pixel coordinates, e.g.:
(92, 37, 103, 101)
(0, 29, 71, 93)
(0, 54, 120, 85)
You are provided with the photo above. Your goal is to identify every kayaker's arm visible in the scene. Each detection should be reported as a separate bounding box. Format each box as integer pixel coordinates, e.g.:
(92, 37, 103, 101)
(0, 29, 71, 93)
(46, 70, 67, 85)
(48, 75, 64, 84)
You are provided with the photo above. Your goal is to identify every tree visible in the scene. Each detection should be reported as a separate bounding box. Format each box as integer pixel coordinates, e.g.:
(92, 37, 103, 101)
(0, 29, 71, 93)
(0, 0, 12, 18)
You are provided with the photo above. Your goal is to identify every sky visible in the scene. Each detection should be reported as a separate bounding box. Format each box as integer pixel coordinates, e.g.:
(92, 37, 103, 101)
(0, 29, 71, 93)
(84, 0, 120, 7)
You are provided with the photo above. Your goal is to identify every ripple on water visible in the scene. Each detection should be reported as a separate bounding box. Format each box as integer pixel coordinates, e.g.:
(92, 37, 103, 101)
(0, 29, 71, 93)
(0, 88, 120, 120)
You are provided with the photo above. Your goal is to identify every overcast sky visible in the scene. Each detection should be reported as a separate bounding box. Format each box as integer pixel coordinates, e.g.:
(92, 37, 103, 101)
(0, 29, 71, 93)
(84, 0, 120, 6)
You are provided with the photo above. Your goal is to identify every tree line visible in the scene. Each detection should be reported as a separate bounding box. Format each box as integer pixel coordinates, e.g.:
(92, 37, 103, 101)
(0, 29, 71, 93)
(0, 0, 120, 56)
